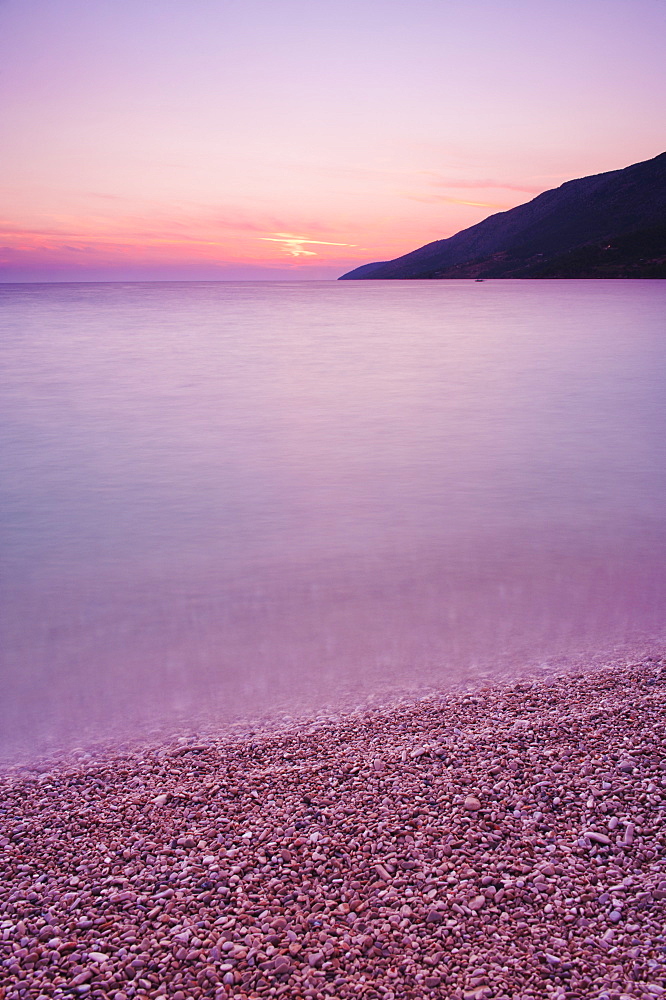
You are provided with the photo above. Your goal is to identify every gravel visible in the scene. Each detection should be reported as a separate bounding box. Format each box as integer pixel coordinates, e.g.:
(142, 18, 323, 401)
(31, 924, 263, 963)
(1, 656, 665, 999)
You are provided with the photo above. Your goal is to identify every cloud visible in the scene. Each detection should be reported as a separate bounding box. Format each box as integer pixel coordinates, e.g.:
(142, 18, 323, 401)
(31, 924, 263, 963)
(406, 194, 510, 209)
(402, 173, 547, 211)
(426, 176, 545, 194)
(0, 209, 362, 274)
(89, 192, 128, 203)
(259, 233, 356, 257)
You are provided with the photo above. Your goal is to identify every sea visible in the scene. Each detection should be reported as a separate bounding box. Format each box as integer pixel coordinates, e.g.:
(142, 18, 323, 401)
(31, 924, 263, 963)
(1, 279, 665, 759)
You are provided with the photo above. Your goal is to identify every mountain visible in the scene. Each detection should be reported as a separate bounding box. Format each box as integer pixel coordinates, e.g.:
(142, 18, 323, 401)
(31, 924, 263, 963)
(339, 152, 666, 279)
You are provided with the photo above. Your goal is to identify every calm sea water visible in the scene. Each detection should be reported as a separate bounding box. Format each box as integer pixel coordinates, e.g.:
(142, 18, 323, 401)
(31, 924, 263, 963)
(1, 280, 665, 758)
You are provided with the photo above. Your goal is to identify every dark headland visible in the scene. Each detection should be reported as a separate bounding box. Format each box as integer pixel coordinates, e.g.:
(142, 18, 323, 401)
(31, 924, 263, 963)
(2, 657, 665, 998)
(339, 152, 666, 280)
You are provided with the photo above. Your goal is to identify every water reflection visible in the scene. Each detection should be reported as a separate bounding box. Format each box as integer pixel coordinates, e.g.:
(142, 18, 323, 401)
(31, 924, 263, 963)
(1, 280, 664, 758)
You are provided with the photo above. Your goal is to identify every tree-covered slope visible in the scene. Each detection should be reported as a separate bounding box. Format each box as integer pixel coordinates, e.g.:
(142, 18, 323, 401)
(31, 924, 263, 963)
(339, 152, 666, 279)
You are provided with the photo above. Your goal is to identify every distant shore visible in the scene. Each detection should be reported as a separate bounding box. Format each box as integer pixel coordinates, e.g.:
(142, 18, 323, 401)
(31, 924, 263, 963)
(2, 656, 665, 999)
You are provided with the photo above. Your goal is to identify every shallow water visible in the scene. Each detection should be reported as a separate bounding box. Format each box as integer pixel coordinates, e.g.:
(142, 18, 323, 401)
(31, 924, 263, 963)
(1, 279, 665, 757)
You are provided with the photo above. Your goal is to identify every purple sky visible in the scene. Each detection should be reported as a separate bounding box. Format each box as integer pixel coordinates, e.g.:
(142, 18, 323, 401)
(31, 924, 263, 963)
(1, 0, 664, 280)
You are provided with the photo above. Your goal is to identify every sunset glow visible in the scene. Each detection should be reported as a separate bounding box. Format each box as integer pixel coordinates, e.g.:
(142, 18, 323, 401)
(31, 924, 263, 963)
(259, 234, 357, 257)
(1, 0, 664, 281)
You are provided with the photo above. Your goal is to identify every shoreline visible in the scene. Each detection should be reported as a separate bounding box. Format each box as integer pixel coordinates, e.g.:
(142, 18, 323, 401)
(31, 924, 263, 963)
(4, 638, 663, 772)
(2, 656, 665, 999)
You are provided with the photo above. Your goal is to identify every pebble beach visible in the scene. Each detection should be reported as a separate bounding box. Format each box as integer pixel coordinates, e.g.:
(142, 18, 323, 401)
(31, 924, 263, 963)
(2, 657, 665, 1000)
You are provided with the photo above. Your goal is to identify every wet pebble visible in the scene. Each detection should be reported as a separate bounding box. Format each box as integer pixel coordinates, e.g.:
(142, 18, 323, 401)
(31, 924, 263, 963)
(1, 655, 665, 1000)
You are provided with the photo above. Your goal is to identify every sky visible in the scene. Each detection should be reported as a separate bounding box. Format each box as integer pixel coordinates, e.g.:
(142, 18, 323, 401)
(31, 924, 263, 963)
(1, 0, 664, 281)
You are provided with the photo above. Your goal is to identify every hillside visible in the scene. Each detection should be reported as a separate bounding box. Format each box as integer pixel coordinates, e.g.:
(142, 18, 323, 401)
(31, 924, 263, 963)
(339, 152, 666, 279)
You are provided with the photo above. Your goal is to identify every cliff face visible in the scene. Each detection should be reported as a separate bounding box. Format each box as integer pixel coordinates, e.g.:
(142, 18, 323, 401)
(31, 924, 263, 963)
(339, 152, 666, 279)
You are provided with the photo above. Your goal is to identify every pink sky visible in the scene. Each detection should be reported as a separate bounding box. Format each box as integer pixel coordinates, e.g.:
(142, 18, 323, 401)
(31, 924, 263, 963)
(1, 0, 664, 281)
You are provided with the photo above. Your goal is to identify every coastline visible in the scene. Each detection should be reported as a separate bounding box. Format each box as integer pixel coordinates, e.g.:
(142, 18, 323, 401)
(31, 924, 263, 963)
(2, 656, 665, 999)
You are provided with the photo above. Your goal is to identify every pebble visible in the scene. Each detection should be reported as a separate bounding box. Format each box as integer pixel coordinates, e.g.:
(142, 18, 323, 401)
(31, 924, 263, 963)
(1, 656, 665, 1000)
(584, 830, 611, 845)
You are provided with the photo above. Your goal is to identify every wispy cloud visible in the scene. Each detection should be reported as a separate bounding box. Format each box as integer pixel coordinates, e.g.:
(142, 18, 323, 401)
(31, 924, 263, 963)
(89, 192, 129, 203)
(425, 175, 545, 194)
(259, 233, 356, 257)
(406, 194, 510, 209)
(0, 219, 364, 274)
